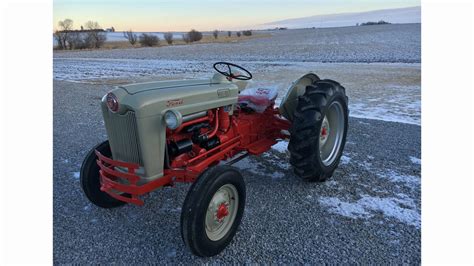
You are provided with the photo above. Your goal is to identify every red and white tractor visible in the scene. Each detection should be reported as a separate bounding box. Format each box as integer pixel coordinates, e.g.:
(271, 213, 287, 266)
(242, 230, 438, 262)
(80, 62, 349, 256)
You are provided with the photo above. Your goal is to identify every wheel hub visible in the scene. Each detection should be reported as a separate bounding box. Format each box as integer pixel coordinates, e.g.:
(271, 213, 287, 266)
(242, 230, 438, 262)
(205, 184, 239, 241)
(320, 116, 330, 146)
(216, 203, 229, 220)
(319, 101, 345, 166)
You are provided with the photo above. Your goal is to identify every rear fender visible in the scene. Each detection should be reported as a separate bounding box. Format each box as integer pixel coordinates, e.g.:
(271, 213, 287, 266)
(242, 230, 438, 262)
(279, 73, 320, 122)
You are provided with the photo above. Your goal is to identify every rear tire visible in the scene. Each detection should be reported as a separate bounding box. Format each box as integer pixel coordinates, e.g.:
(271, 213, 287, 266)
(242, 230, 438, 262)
(181, 165, 246, 257)
(80, 140, 127, 208)
(288, 79, 349, 182)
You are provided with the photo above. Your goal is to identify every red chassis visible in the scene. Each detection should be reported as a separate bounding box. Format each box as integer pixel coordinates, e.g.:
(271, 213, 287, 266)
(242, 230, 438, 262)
(95, 106, 291, 206)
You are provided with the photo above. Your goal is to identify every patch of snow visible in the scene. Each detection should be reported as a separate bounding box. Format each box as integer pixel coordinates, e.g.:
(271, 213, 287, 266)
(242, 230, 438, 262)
(340, 155, 351, 165)
(349, 91, 421, 126)
(319, 194, 420, 228)
(358, 161, 373, 170)
(325, 179, 339, 187)
(166, 249, 177, 258)
(319, 197, 369, 217)
(271, 141, 288, 153)
(379, 169, 420, 186)
(271, 172, 285, 180)
(409, 156, 421, 165)
(73, 172, 80, 179)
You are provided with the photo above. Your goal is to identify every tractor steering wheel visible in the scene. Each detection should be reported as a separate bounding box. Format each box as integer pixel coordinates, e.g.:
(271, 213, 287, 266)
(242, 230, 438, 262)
(213, 62, 253, 80)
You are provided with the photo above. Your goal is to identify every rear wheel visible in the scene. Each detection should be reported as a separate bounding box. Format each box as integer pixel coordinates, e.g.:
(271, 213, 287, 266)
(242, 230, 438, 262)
(181, 165, 246, 257)
(80, 140, 127, 208)
(288, 79, 349, 182)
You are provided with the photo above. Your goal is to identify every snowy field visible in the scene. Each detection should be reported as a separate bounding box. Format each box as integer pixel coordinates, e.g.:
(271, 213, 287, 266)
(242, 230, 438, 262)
(53, 24, 421, 263)
(54, 24, 421, 124)
(54, 24, 420, 63)
(53, 59, 420, 125)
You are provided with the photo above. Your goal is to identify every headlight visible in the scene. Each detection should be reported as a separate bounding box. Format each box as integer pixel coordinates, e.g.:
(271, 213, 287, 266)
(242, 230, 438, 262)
(106, 92, 119, 113)
(164, 110, 183, 130)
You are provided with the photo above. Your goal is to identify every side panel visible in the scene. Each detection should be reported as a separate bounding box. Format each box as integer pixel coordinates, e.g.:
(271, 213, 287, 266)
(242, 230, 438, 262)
(135, 114, 165, 181)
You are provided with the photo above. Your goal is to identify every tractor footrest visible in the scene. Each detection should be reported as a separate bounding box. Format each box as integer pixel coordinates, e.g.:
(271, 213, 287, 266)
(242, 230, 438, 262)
(246, 138, 277, 155)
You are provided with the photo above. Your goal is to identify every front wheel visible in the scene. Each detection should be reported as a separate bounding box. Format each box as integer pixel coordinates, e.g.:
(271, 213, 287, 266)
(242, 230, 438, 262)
(288, 79, 349, 182)
(180, 165, 246, 257)
(80, 140, 127, 208)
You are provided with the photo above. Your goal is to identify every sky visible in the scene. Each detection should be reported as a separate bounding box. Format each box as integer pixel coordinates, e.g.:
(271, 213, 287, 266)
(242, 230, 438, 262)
(53, 0, 420, 32)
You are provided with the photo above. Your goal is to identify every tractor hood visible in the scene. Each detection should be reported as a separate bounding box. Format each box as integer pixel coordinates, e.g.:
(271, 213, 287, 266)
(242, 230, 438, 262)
(120, 79, 214, 95)
(103, 77, 240, 119)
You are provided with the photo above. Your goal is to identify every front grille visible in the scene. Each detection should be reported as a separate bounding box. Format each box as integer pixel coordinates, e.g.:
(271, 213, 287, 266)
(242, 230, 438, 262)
(103, 110, 143, 165)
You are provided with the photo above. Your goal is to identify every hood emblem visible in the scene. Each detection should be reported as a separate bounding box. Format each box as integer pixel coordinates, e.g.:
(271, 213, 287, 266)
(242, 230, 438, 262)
(167, 99, 183, 107)
(217, 89, 230, 98)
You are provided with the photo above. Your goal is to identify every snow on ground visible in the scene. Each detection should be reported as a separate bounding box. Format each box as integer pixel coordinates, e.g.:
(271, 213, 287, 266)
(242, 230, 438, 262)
(54, 24, 420, 63)
(53, 58, 420, 126)
(319, 194, 420, 228)
(54, 25, 420, 126)
(54, 24, 420, 263)
(271, 140, 288, 153)
(340, 155, 351, 165)
(357, 158, 420, 188)
(379, 170, 420, 187)
(72, 172, 80, 179)
(349, 89, 420, 125)
(409, 156, 421, 165)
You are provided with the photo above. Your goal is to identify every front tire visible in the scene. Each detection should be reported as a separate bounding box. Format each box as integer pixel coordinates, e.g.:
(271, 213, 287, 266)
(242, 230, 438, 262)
(181, 165, 246, 257)
(288, 79, 349, 182)
(80, 140, 127, 208)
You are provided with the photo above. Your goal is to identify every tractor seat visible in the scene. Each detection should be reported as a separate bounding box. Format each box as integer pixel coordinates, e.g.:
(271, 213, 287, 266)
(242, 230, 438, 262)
(238, 87, 278, 113)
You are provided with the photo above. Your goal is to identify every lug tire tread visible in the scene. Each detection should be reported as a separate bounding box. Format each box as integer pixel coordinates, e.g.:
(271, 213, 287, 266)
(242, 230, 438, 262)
(288, 79, 349, 182)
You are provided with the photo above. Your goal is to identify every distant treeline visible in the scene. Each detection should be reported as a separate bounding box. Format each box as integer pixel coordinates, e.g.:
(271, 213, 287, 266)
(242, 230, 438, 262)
(54, 19, 108, 49)
(57, 29, 106, 33)
(55, 18, 254, 50)
(358, 20, 391, 26)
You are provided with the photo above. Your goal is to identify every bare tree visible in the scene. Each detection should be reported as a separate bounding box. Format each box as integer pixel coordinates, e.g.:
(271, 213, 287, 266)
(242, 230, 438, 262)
(54, 30, 64, 49)
(227, 31, 231, 37)
(59, 18, 73, 30)
(139, 33, 159, 47)
(69, 31, 88, 49)
(55, 19, 74, 49)
(123, 30, 138, 45)
(236, 31, 241, 37)
(84, 21, 106, 48)
(213, 30, 218, 39)
(164, 32, 173, 45)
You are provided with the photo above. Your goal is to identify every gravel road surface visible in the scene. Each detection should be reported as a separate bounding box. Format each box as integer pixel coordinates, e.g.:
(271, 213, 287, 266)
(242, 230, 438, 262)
(53, 79, 420, 264)
(53, 23, 420, 263)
